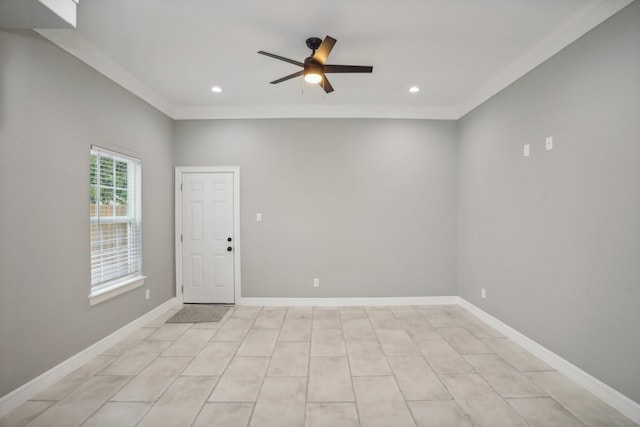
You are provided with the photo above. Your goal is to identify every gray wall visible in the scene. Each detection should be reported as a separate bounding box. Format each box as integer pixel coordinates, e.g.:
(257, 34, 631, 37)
(458, 2, 640, 403)
(174, 119, 458, 298)
(0, 30, 175, 397)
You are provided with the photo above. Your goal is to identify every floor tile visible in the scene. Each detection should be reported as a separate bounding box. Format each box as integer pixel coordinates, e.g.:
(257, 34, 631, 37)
(250, 377, 306, 427)
(0, 401, 54, 427)
(353, 376, 416, 427)
(438, 305, 469, 316)
(161, 328, 216, 356)
(110, 356, 191, 401)
(286, 306, 313, 319)
(26, 375, 131, 427)
(390, 305, 422, 318)
(268, 341, 310, 376)
(137, 376, 217, 427)
(253, 307, 286, 329)
(525, 371, 637, 427)
(192, 402, 253, 427)
(209, 357, 269, 402)
(80, 402, 151, 427)
(415, 339, 475, 374)
(387, 355, 451, 400)
(481, 338, 552, 371)
(101, 327, 156, 356)
(420, 309, 459, 327)
(436, 326, 491, 354)
(278, 320, 312, 342)
(308, 357, 354, 402)
(312, 307, 341, 329)
(346, 340, 392, 376)
(455, 317, 504, 339)
(398, 316, 443, 341)
(190, 321, 224, 329)
(464, 354, 545, 398)
(366, 307, 402, 329)
(440, 374, 528, 427)
(146, 323, 192, 341)
(182, 340, 240, 376)
(310, 328, 346, 357)
(305, 403, 359, 427)
(407, 400, 473, 427)
(232, 306, 262, 319)
(342, 325, 378, 343)
(338, 306, 368, 321)
(507, 397, 586, 427)
(144, 308, 181, 327)
(375, 328, 420, 356)
(236, 328, 279, 357)
(33, 355, 116, 400)
(98, 340, 171, 376)
(212, 318, 254, 341)
(6, 303, 634, 427)
(341, 316, 373, 331)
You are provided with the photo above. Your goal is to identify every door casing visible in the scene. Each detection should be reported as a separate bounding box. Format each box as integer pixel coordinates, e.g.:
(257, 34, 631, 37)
(175, 166, 241, 303)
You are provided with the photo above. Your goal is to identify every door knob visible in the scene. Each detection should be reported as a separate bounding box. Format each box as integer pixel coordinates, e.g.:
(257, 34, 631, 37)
(227, 237, 232, 242)
(227, 247, 233, 252)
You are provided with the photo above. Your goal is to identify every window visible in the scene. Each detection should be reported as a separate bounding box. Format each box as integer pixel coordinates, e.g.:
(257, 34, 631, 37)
(89, 146, 143, 303)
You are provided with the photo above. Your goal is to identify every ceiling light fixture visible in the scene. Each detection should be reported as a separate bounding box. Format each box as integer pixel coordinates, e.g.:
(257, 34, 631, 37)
(409, 86, 420, 93)
(211, 86, 222, 93)
(303, 61, 323, 84)
(304, 72, 323, 84)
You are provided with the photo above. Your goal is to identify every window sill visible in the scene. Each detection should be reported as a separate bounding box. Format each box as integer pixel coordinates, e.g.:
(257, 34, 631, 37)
(89, 275, 147, 306)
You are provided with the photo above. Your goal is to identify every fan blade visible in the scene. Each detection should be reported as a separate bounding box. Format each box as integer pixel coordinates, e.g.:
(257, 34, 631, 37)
(270, 71, 304, 84)
(324, 64, 373, 73)
(258, 51, 304, 67)
(312, 36, 337, 65)
(320, 74, 334, 93)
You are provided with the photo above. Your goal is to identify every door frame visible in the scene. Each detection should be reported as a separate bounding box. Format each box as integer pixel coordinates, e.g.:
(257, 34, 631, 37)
(175, 166, 241, 304)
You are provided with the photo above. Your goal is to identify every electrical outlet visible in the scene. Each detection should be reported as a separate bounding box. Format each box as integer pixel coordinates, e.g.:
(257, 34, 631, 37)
(545, 136, 553, 151)
(481, 288, 486, 299)
(145, 289, 150, 300)
(523, 144, 530, 157)
(313, 278, 320, 288)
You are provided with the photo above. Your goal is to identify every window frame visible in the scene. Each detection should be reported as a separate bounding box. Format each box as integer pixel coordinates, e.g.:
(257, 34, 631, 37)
(89, 146, 145, 305)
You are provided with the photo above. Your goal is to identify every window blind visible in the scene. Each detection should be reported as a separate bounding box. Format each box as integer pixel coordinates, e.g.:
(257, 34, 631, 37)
(90, 146, 142, 292)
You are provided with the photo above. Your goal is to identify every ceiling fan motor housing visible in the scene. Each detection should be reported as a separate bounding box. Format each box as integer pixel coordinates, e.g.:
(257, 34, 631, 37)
(305, 37, 323, 52)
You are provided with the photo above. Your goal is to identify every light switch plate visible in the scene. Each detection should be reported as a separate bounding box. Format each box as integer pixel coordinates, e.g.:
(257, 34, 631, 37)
(545, 136, 553, 151)
(256, 213, 263, 222)
(524, 144, 530, 157)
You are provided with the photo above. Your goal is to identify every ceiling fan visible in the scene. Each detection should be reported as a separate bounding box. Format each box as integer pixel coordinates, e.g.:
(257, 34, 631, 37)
(258, 36, 373, 93)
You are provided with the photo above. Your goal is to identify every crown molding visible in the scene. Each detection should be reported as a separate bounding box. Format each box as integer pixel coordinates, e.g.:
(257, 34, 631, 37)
(456, 0, 633, 119)
(36, 0, 632, 121)
(172, 105, 459, 120)
(35, 29, 176, 118)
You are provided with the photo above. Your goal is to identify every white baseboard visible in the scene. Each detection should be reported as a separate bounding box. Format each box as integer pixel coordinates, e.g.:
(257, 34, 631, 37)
(237, 296, 459, 307)
(0, 297, 180, 417)
(459, 298, 640, 424)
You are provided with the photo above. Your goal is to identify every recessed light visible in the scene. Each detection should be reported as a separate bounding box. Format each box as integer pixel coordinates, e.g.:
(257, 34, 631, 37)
(211, 86, 222, 93)
(409, 86, 420, 93)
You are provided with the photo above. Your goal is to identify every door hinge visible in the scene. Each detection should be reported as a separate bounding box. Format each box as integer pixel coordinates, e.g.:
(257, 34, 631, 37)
(181, 285, 184, 294)
(180, 235, 183, 242)
(180, 183, 183, 191)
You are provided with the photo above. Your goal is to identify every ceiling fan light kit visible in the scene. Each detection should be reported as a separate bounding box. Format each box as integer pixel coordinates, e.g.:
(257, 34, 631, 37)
(258, 35, 373, 93)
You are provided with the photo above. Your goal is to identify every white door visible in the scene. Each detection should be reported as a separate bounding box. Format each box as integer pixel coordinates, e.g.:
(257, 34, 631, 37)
(182, 172, 235, 303)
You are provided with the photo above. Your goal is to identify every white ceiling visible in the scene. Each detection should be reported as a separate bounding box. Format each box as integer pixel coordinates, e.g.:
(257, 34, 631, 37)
(35, 0, 632, 120)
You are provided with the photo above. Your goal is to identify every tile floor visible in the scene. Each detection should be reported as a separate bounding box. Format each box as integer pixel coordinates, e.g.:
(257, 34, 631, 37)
(1, 304, 637, 427)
